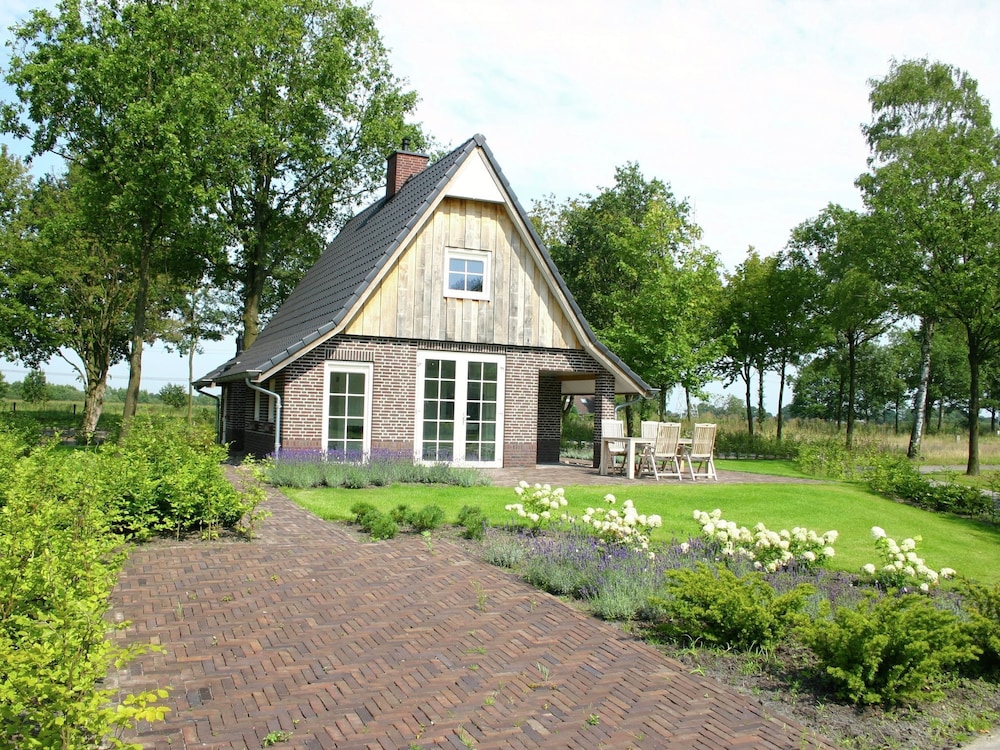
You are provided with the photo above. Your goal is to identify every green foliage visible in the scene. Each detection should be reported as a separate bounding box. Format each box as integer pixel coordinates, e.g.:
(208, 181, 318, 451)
(408, 505, 444, 532)
(114, 416, 257, 538)
(650, 563, 814, 651)
(262, 451, 491, 489)
(714, 429, 798, 459)
(955, 580, 1000, 676)
(347, 501, 397, 540)
(457, 505, 489, 541)
(795, 437, 859, 479)
(797, 593, 978, 706)
(21, 368, 49, 405)
(0, 428, 169, 747)
(864, 452, 995, 520)
(158, 383, 188, 409)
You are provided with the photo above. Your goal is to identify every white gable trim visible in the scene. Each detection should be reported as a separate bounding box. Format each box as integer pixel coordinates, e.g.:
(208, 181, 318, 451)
(445, 149, 505, 203)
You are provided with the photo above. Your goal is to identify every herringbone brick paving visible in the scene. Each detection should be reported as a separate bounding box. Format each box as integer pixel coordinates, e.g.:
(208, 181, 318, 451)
(110, 466, 835, 749)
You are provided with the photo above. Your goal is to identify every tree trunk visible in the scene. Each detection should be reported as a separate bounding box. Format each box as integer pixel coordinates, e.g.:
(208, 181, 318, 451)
(776, 357, 787, 442)
(241, 233, 269, 350)
(967, 342, 981, 476)
(756, 361, 765, 428)
(685, 387, 693, 422)
(81, 369, 108, 438)
(187, 341, 196, 425)
(743, 368, 754, 439)
(846, 337, 857, 449)
(121, 243, 151, 436)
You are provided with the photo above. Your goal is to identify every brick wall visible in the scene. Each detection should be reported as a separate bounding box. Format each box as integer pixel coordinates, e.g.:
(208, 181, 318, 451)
(227, 334, 615, 467)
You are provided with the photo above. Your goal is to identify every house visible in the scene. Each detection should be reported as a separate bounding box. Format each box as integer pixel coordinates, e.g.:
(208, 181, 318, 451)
(195, 134, 653, 468)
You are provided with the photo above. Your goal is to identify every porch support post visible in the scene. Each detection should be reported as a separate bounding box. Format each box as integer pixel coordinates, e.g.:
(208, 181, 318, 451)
(593, 372, 616, 468)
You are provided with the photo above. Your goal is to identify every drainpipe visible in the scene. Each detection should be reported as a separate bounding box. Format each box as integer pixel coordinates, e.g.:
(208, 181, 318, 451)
(245, 378, 282, 456)
(196, 387, 221, 443)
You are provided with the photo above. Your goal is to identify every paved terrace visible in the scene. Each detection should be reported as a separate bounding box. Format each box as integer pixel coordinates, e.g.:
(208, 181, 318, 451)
(110, 463, 833, 749)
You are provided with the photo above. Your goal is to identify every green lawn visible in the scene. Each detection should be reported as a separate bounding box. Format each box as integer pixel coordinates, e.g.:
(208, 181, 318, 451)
(284, 476, 1000, 585)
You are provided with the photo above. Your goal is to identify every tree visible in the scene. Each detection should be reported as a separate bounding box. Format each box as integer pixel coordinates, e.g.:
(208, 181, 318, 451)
(715, 250, 772, 437)
(21, 368, 48, 405)
(789, 206, 895, 448)
(158, 383, 188, 409)
(5, 0, 235, 432)
(858, 58, 1000, 474)
(543, 164, 725, 424)
(7, 167, 135, 435)
(160, 283, 233, 423)
(206, 0, 428, 348)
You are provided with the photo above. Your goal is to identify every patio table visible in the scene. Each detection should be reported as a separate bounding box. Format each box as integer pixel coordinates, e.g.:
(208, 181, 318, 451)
(599, 435, 654, 480)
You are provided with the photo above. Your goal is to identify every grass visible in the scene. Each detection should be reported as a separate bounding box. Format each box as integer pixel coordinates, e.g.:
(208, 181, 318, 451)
(284, 472, 1000, 585)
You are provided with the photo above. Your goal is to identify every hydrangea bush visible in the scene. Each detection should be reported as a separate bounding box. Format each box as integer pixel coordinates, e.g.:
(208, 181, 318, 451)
(505, 481, 568, 529)
(861, 526, 956, 592)
(582, 494, 662, 555)
(693, 508, 837, 572)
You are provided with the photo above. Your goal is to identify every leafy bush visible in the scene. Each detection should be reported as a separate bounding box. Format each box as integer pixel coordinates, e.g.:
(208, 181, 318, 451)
(115, 416, 258, 538)
(795, 437, 858, 479)
(864, 453, 995, 520)
(457, 505, 488, 540)
(955, 580, 1000, 677)
(650, 563, 814, 651)
(797, 593, 978, 706)
(0, 431, 169, 746)
(348, 501, 397, 540)
(408, 505, 444, 532)
(715, 429, 798, 459)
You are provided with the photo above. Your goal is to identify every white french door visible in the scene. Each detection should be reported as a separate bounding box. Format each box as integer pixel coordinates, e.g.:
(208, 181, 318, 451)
(415, 351, 505, 468)
(323, 362, 373, 459)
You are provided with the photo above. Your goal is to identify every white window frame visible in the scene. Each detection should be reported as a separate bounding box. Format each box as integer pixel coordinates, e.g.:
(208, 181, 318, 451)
(443, 247, 491, 301)
(322, 361, 373, 458)
(414, 351, 505, 468)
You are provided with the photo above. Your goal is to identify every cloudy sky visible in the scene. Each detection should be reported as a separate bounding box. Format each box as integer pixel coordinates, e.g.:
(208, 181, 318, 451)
(2, 0, 1000, 402)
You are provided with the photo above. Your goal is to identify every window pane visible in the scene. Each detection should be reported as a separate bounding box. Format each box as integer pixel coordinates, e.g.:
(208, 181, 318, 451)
(442, 360, 456, 379)
(426, 360, 439, 378)
(347, 395, 364, 417)
(331, 372, 347, 393)
(468, 274, 483, 292)
(483, 382, 497, 401)
(330, 395, 345, 416)
(329, 418, 345, 440)
(348, 373, 365, 394)
(346, 419, 364, 440)
(449, 273, 466, 290)
(440, 422, 454, 441)
(468, 362, 481, 380)
(467, 382, 481, 401)
(423, 400, 437, 420)
(483, 362, 497, 380)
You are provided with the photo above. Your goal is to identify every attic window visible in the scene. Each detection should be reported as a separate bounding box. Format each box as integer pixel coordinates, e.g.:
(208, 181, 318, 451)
(444, 248, 490, 300)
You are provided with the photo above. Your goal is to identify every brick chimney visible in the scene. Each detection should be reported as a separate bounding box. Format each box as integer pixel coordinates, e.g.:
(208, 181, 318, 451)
(385, 138, 429, 199)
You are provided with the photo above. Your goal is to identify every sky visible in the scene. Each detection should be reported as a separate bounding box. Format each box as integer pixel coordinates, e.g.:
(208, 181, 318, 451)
(2, 0, 1000, 410)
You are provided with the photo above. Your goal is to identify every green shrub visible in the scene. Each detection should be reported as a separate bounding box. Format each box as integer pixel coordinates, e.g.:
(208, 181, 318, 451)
(390, 503, 411, 524)
(650, 563, 814, 651)
(795, 437, 857, 479)
(956, 580, 1000, 677)
(864, 453, 994, 519)
(409, 505, 444, 532)
(458, 505, 489, 540)
(364, 512, 397, 541)
(796, 593, 979, 706)
(479, 528, 527, 568)
(349, 501, 379, 525)
(0, 436, 169, 746)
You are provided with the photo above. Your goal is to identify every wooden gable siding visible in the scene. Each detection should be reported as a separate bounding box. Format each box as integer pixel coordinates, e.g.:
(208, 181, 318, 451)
(345, 197, 581, 349)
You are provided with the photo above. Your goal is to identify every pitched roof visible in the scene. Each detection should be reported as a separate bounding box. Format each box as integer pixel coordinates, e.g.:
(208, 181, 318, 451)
(196, 134, 653, 396)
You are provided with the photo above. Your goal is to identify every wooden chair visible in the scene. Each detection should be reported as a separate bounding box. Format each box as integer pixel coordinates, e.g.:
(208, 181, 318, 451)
(636, 421, 661, 478)
(600, 419, 628, 475)
(685, 423, 718, 481)
(649, 421, 684, 481)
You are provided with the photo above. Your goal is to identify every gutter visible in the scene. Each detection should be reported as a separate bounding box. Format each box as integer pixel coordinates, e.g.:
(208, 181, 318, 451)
(245, 378, 282, 456)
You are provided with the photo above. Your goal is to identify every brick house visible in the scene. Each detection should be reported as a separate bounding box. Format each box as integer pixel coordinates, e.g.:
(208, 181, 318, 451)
(195, 134, 653, 467)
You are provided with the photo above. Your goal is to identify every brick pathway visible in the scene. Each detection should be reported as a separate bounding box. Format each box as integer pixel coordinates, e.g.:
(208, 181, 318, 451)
(110, 467, 835, 749)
